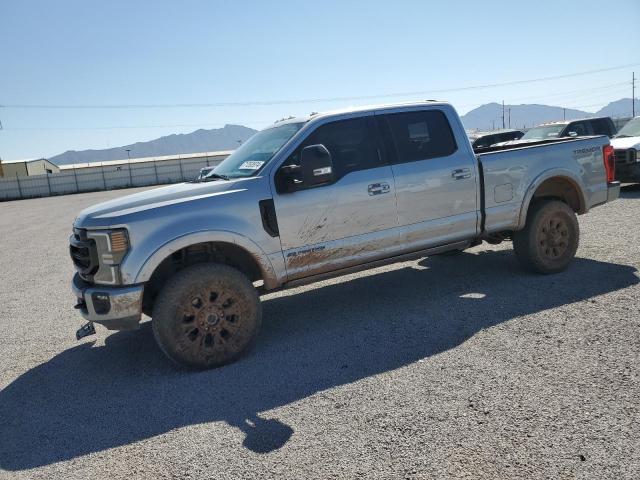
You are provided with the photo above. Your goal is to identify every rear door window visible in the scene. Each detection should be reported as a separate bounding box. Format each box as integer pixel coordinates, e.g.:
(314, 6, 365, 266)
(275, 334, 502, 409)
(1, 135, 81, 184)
(590, 119, 613, 136)
(383, 110, 457, 163)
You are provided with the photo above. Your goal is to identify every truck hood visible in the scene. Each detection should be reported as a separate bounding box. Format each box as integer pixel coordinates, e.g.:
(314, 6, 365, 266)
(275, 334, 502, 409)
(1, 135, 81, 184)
(610, 136, 640, 150)
(74, 179, 246, 228)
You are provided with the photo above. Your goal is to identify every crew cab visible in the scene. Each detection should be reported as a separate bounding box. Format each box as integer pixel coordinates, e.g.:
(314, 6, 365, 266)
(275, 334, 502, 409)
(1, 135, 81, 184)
(611, 116, 640, 183)
(70, 101, 620, 369)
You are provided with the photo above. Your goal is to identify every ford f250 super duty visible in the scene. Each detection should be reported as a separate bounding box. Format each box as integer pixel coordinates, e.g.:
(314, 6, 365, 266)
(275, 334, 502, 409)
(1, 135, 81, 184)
(70, 101, 620, 369)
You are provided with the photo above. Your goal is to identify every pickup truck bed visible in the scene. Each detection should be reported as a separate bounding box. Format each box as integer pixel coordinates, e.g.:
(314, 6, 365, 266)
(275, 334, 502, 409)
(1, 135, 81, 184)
(477, 136, 614, 236)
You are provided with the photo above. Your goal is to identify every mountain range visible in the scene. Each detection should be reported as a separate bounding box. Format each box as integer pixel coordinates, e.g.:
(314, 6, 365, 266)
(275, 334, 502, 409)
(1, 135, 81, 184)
(50, 124, 257, 165)
(48, 98, 639, 165)
(460, 98, 639, 132)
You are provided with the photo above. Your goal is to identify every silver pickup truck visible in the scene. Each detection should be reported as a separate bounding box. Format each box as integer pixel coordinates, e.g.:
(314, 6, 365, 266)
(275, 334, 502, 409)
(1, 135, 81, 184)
(70, 101, 620, 368)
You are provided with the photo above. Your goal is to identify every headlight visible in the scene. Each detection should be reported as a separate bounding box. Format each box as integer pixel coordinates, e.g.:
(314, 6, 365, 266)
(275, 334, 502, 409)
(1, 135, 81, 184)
(86, 229, 130, 284)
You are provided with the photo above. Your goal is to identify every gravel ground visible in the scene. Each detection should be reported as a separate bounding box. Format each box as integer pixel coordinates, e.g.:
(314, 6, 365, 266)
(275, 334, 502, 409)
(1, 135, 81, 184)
(0, 186, 639, 479)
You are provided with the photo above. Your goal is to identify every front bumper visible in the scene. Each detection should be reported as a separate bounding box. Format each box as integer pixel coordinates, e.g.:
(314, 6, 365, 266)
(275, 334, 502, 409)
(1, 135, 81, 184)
(607, 181, 621, 202)
(72, 273, 143, 330)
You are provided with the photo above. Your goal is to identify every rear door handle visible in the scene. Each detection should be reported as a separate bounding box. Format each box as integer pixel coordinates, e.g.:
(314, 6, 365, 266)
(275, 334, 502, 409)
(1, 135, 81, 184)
(451, 168, 471, 180)
(368, 182, 391, 195)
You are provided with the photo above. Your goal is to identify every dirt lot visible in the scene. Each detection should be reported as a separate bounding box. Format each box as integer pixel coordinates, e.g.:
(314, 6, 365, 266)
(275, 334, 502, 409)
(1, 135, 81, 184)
(0, 186, 639, 479)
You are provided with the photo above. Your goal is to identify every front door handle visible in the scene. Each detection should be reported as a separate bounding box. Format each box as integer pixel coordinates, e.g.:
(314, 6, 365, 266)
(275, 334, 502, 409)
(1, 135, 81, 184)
(451, 168, 471, 180)
(368, 182, 391, 195)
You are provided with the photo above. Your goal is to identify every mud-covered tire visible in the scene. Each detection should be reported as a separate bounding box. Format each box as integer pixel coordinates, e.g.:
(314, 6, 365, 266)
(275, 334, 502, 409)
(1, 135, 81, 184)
(152, 263, 262, 369)
(513, 199, 579, 274)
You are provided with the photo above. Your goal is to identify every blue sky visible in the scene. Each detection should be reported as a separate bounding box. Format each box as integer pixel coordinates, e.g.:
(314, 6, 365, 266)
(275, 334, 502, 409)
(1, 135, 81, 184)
(1, 0, 638, 159)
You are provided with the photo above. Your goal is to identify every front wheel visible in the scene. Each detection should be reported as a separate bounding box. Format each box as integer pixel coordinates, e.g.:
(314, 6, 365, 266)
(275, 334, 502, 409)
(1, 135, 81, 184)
(513, 199, 579, 274)
(152, 263, 262, 369)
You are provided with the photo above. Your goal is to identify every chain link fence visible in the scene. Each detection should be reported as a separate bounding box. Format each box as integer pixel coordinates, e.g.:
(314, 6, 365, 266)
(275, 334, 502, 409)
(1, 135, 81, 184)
(0, 153, 228, 202)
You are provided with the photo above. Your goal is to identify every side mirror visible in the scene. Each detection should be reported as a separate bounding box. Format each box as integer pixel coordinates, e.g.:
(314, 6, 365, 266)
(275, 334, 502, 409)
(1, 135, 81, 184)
(300, 144, 334, 186)
(277, 144, 334, 193)
(567, 131, 578, 137)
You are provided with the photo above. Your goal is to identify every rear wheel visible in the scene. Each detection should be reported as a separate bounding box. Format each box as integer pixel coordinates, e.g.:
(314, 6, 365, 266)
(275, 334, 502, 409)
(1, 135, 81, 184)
(152, 263, 261, 369)
(513, 199, 579, 274)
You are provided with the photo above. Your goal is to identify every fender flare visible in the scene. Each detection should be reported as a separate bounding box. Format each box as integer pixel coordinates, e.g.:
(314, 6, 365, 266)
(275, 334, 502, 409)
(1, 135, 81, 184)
(517, 168, 587, 230)
(134, 230, 281, 289)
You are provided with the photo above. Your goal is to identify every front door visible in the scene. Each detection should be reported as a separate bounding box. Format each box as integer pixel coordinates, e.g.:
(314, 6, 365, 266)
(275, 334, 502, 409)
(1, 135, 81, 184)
(272, 115, 398, 280)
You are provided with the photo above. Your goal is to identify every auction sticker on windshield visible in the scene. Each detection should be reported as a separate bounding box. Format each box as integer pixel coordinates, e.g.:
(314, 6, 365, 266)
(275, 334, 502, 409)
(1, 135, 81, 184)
(238, 161, 265, 170)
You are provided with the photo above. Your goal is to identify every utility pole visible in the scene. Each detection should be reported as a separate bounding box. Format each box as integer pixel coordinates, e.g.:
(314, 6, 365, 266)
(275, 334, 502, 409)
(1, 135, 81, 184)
(633, 72, 636, 117)
(501, 100, 505, 129)
(508, 108, 511, 129)
(563, 108, 566, 121)
(125, 149, 133, 186)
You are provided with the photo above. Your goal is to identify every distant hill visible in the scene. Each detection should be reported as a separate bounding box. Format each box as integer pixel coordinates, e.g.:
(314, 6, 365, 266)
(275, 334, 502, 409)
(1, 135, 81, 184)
(460, 98, 639, 132)
(49, 124, 257, 165)
(460, 103, 591, 131)
(594, 98, 640, 118)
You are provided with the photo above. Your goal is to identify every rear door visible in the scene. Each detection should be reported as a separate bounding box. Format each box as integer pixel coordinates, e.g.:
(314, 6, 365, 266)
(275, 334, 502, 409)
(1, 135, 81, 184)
(376, 107, 479, 252)
(271, 115, 399, 280)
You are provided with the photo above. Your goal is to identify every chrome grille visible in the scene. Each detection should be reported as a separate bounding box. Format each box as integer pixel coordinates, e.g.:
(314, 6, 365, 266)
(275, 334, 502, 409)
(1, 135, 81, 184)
(614, 149, 634, 165)
(69, 229, 98, 278)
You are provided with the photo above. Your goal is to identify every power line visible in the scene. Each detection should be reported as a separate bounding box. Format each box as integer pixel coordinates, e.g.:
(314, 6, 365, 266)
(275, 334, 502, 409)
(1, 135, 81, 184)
(456, 82, 630, 111)
(3, 87, 631, 131)
(505, 82, 628, 104)
(1, 62, 638, 110)
(2, 120, 275, 131)
(1, 80, 634, 132)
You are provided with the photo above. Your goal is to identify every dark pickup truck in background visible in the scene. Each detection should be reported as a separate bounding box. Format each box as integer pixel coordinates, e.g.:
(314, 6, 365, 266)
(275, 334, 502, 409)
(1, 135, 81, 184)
(467, 129, 524, 150)
(497, 116, 617, 147)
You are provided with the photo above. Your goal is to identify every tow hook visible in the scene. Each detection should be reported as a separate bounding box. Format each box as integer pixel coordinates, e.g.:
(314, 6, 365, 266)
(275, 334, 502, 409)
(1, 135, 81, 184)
(76, 322, 96, 340)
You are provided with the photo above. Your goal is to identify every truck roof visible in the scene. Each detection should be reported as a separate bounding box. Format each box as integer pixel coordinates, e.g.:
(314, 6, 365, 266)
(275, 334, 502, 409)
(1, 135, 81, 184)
(536, 116, 612, 127)
(272, 100, 450, 127)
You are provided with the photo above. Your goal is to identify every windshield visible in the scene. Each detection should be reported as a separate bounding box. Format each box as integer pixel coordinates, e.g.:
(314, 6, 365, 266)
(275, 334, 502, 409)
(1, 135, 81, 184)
(208, 122, 305, 179)
(521, 124, 566, 140)
(615, 117, 640, 138)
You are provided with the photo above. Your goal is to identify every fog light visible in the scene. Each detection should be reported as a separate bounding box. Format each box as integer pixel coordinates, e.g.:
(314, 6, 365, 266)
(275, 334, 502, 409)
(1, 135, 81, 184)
(92, 292, 111, 315)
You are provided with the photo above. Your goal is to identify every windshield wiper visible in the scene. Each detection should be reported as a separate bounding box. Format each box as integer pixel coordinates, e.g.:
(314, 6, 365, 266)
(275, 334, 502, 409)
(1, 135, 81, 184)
(615, 134, 630, 138)
(200, 173, 230, 182)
